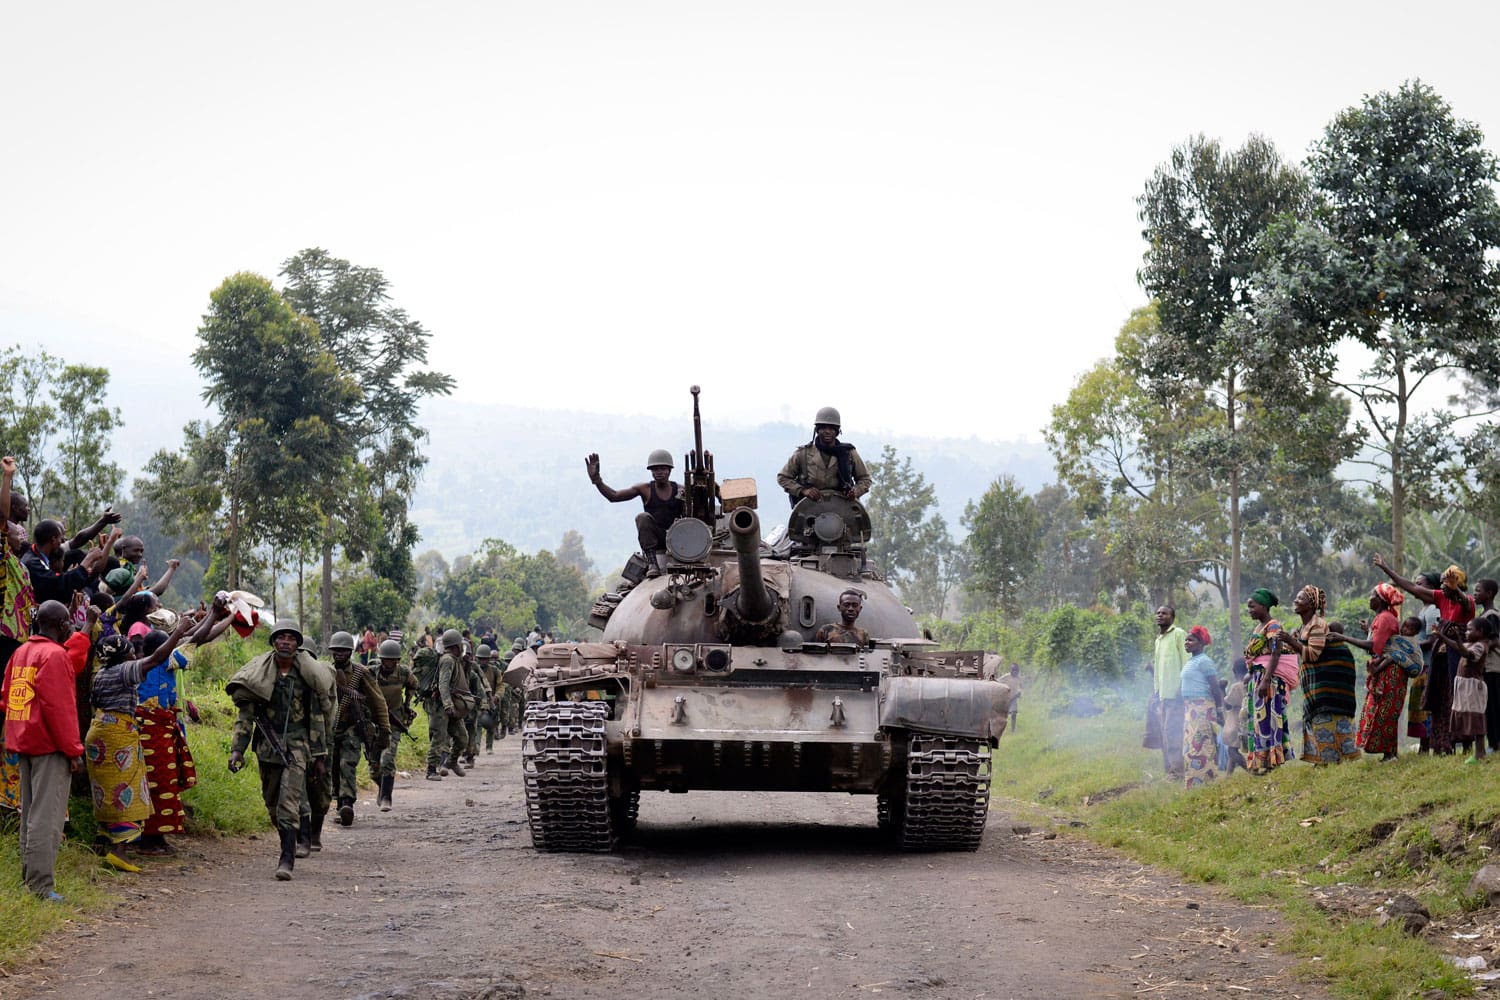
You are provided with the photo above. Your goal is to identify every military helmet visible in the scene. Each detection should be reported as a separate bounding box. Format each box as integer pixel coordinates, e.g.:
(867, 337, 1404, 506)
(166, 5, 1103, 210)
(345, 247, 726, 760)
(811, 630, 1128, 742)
(511, 638, 526, 651)
(377, 638, 402, 659)
(269, 618, 303, 643)
(646, 448, 674, 469)
(814, 405, 841, 428)
(328, 630, 356, 651)
(441, 628, 463, 648)
(476, 644, 494, 659)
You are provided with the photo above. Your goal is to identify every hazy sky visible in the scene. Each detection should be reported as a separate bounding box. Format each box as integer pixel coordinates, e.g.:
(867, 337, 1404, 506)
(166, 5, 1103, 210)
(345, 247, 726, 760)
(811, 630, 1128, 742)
(7, 2, 1500, 454)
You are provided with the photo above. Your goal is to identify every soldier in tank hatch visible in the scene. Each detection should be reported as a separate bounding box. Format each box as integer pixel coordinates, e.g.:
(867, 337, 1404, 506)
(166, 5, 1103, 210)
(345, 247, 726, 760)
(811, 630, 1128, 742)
(777, 406, 871, 507)
(585, 449, 683, 578)
(814, 589, 873, 648)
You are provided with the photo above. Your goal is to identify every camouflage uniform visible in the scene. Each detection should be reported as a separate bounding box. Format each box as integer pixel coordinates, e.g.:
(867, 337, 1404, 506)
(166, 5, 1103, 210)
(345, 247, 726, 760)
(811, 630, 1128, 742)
(478, 653, 504, 750)
(812, 622, 872, 647)
(373, 660, 417, 779)
(331, 659, 390, 825)
(463, 657, 491, 761)
(425, 647, 472, 777)
(776, 442, 872, 502)
(230, 667, 320, 830)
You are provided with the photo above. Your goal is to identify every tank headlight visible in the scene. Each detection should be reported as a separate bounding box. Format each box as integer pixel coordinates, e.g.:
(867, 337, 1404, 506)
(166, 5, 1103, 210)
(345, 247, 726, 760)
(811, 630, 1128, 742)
(703, 646, 730, 671)
(671, 647, 697, 672)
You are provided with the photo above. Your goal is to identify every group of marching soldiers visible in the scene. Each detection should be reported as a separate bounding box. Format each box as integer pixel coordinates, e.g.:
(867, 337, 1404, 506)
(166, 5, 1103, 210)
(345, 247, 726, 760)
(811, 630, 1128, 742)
(412, 629, 528, 782)
(227, 620, 528, 880)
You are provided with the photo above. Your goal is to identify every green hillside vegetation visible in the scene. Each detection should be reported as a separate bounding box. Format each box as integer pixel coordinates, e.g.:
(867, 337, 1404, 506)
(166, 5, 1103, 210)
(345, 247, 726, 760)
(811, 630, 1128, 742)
(1000, 676, 1490, 999)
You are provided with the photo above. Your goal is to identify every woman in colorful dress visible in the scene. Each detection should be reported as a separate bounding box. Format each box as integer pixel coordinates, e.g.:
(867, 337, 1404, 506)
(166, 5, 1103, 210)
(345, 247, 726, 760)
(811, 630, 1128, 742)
(1345, 583, 1407, 760)
(1282, 585, 1360, 765)
(85, 615, 196, 848)
(1244, 588, 1299, 774)
(1180, 625, 1224, 788)
(1374, 556, 1474, 755)
(134, 600, 234, 853)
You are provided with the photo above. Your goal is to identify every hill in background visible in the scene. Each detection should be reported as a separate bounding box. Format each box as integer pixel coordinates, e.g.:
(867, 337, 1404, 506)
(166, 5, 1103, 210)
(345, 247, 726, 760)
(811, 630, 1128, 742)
(410, 397, 1053, 571)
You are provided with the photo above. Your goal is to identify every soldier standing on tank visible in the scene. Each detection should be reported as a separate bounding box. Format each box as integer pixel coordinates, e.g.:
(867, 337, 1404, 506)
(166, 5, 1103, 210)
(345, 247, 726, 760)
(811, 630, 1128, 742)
(777, 406, 872, 506)
(372, 638, 416, 810)
(326, 630, 391, 826)
(813, 589, 874, 648)
(585, 449, 683, 578)
(226, 619, 332, 881)
(425, 629, 472, 779)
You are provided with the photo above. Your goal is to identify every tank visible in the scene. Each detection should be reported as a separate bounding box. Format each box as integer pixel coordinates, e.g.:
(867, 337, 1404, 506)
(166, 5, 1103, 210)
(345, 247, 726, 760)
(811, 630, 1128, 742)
(517, 387, 1012, 853)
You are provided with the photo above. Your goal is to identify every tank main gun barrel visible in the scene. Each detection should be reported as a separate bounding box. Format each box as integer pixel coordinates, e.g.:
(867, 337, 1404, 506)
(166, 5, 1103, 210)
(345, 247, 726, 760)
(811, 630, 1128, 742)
(729, 507, 776, 623)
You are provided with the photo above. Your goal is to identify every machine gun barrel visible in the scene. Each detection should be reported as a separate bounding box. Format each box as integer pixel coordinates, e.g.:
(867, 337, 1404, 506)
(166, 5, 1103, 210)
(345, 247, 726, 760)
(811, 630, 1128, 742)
(728, 507, 776, 623)
(690, 384, 704, 471)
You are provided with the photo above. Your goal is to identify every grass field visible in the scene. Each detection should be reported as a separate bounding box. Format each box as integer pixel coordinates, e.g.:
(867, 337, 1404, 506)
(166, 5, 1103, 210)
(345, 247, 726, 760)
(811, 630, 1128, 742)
(997, 677, 1488, 999)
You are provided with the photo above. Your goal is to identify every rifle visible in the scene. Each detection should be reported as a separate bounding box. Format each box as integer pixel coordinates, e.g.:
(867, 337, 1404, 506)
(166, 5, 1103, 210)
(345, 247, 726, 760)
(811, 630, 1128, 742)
(253, 709, 291, 767)
(388, 704, 419, 744)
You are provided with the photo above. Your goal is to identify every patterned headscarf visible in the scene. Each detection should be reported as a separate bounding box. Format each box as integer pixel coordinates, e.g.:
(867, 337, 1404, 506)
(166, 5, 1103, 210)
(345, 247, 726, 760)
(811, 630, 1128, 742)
(1373, 582, 1404, 609)
(94, 633, 133, 667)
(1297, 584, 1327, 614)
(1443, 565, 1469, 592)
(1188, 625, 1212, 646)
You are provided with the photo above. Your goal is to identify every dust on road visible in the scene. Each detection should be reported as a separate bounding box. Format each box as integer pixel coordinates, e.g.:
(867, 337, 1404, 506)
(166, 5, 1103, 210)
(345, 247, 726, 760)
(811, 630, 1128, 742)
(4, 738, 1326, 1000)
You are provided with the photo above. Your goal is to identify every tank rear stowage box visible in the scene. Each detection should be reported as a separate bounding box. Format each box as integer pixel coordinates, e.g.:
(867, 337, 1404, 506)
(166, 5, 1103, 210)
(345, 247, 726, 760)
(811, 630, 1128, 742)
(519, 388, 1012, 852)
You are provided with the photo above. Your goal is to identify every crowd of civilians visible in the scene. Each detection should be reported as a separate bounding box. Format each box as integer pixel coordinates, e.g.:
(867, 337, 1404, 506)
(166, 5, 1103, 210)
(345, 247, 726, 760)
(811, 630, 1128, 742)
(0, 456, 240, 901)
(1147, 558, 1499, 788)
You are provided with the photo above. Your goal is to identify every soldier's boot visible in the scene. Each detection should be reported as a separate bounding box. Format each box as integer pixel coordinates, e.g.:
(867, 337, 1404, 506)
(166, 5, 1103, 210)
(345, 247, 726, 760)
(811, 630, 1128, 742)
(338, 796, 355, 827)
(655, 552, 669, 576)
(425, 766, 443, 781)
(309, 812, 325, 852)
(643, 548, 661, 578)
(275, 827, 297, 881)
(443, 753, 466, 777)
(295, 815, 312, 859)
(379, 774, 395, 811)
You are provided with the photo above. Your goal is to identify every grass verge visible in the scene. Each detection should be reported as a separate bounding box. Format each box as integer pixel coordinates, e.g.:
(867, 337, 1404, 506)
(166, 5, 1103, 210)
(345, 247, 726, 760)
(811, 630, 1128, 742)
(998, 678, 1486, 999)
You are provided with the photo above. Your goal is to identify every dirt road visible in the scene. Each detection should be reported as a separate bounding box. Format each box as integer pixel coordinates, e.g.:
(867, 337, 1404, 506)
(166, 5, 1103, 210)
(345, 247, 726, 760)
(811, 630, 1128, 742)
(5, 738, 1326, 1000)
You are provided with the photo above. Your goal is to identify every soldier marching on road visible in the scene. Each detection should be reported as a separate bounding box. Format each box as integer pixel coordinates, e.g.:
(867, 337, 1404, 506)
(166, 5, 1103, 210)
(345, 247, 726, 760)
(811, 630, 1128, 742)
(424, 629, 474, 779)
(462, 645, 491, 767)
(372, 638, 417, 810)
(475, 645, 503, 752)
(326, 630, 391, 826)
(225, 619, 335, 881)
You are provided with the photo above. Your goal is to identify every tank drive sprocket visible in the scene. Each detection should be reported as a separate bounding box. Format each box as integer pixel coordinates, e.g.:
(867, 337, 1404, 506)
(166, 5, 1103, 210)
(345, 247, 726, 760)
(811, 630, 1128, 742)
(522, 701, 615, 852)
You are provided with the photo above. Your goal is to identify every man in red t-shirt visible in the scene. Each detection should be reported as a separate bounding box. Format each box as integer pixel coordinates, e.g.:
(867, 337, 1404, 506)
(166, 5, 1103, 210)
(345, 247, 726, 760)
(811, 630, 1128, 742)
(2, 601, 87, 899)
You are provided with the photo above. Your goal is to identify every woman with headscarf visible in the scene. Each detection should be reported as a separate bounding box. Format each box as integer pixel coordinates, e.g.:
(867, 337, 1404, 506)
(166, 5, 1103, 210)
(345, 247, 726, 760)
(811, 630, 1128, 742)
(1432, 615, 1495, 762)
(1180, 625, 1223, 788)
(1244, 588, 1299, 773)
(1282, 585, 1360, 765)
(1343, 583, 1407, 760)
(1374, 556, 1474, 755)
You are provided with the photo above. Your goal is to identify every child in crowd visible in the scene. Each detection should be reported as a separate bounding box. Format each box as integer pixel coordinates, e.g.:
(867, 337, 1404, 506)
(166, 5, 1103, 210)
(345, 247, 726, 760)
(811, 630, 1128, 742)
(1221, 658, 1248, 774)
(1432, 616, 1496, 762)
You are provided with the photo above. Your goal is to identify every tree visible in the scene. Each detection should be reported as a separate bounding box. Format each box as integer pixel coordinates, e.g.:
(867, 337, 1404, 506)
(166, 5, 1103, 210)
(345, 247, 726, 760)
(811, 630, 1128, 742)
(0, 345, 57, 509)
(1259, 81, 1500, 570)
(555, 530, 596, 582)
(961, 475, 1039, 614)
(336, 575, 413, 633)
(865, 445, 956, 613)
(1029, 484, 1107, 609)
(150, 273, 362, 589)
(279, 249, 455, 646)
(1137, 134, 1316, 651)
(36, 364, 123, 529)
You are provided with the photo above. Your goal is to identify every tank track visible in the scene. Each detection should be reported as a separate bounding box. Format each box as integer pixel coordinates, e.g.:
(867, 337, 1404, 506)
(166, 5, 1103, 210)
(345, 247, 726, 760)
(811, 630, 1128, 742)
(522, 701, 614, 852)
(896, 734, 991, 851)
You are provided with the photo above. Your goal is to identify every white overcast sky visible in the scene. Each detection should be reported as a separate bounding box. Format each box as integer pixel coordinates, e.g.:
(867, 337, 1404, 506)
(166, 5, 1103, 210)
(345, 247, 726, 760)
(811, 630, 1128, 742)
(6, 1, 1499, 450)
